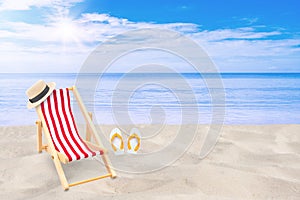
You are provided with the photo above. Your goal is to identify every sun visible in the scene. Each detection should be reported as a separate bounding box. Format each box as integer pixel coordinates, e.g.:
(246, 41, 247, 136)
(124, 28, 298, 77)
(54, 17, 80, 44)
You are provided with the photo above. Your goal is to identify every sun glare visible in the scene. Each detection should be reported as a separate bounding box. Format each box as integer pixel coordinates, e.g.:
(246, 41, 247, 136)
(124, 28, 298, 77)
(55, 18, 80, 44)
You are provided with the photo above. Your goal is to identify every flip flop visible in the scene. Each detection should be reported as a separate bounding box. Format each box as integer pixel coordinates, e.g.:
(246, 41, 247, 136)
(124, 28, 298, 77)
(110, 128, 124, 155)
(127, 128, 141, 154)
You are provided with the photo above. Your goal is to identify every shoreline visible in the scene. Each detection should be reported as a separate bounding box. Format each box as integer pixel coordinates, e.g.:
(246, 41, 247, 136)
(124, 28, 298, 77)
(1, 123, 300, 127)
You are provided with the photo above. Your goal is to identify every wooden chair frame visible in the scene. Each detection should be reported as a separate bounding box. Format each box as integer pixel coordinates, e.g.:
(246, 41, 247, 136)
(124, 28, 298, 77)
(35, 86, 116, 190)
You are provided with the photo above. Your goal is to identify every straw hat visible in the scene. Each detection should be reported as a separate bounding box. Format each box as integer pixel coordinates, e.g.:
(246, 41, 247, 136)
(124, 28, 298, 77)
(26, 80, 56, 109)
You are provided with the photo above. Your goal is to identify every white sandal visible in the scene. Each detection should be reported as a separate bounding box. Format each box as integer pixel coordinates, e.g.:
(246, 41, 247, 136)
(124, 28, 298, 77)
(127, 128, 141, 154)
(110, 128, 124, 155)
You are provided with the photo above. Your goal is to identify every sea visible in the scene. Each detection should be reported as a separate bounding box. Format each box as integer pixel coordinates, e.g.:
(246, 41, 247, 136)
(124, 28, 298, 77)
(0, 73, 299, 126)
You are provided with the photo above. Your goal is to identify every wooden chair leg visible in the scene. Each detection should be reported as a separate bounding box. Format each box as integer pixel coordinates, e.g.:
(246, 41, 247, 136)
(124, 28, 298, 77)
(101, 154, 117, 178)
(52, 154, 69, 190)
(36, 120, 42, 153)
(36, 107, 69, 190)
(85, 112, 116, 178)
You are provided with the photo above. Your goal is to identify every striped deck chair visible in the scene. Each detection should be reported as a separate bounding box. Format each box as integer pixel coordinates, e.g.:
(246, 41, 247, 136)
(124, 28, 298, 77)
(35, 86, 116, 190)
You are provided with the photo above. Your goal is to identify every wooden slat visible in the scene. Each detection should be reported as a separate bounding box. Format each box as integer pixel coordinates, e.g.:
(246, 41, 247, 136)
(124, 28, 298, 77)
(86, 112, 92, 142)
(71, 86, 104, 148)
(57, 152, 69, 164)
(69, 173, 112, 187)
(84, 140, 107, 153)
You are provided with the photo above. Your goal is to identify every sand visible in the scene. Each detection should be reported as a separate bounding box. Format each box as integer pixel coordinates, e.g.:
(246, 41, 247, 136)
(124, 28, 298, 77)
(0, 124, 300, 200)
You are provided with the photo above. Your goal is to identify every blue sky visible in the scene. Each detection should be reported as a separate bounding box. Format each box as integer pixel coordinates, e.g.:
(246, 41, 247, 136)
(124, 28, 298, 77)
(80, 0, 300, 31)
(0, 0, 299, 73)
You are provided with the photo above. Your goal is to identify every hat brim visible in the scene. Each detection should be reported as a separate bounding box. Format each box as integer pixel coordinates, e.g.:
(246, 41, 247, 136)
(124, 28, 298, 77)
(27, 82, 56, 109)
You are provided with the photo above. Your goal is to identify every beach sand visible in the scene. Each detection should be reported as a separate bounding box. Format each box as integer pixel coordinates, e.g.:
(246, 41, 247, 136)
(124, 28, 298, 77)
(0, 124, 299, 200)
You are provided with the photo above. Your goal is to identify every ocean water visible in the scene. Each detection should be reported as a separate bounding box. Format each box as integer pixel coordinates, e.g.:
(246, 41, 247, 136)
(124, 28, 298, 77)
(0, 73, 299, 126)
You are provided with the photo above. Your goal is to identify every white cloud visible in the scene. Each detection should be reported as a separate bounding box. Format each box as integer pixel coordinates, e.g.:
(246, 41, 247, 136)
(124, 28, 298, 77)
(0, 12, 201, 45)
(0, 0, 50, 11)
(79, 13, 125, 24)
(200, 38, 300, 57)
(192, 27, 281, 41)
(0, 29, 16, 38)
(0, 0, 83, 11)
(0, 6, 300, 73)
(240, 17, 259, 25)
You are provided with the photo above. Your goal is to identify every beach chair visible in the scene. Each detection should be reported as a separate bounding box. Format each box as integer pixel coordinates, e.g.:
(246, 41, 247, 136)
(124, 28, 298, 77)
(29, 83, 116, 190)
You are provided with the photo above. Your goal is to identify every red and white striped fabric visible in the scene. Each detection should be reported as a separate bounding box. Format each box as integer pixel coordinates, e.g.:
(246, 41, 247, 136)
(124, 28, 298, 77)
(40, 88, 103, 162)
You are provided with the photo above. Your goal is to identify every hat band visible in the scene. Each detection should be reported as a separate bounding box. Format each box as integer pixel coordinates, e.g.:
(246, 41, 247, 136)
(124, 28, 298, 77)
(29, 85, 50, 103)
